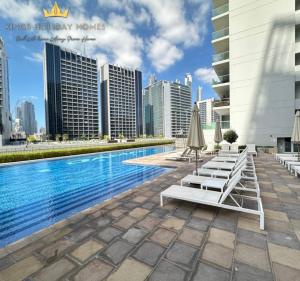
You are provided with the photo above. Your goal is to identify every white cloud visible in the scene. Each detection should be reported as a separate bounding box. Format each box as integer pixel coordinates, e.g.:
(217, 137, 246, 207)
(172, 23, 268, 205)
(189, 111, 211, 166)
(0, 0, 39, 23)
(24, 52, 43, 63)
(194, 67, 217, 84)
(37, 11, 144, 69)
(148, 37, 183, 72)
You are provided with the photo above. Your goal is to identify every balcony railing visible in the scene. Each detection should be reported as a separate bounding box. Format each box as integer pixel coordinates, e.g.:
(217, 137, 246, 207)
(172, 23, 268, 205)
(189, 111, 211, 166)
(212, 3, 229, 17)
(202, 121, 230, 130)
(212, 74, 230, 85)
(212, 27, 229, 40)
(213, 98, 230, 107)
(212, 51, 229, 63)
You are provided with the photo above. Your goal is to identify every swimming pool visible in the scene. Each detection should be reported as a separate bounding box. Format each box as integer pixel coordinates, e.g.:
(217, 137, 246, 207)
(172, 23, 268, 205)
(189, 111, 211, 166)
(0, 145, 174, 247)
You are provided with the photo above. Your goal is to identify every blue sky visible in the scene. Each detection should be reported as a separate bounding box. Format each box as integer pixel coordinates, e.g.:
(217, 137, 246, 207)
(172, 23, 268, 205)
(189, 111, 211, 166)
(0, 0, 217, 129)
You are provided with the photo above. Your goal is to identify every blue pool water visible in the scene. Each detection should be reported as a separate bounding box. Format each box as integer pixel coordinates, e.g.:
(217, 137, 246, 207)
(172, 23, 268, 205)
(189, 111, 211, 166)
(0, 145, 174, 247)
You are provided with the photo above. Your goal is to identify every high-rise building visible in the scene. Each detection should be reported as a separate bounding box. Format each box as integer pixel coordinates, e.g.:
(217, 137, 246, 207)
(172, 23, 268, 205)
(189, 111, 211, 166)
(17, 101, 37, 135)
(44, 42, 99, 139)
(211, 0, 296, 150)
(143, 74, 192, 138)
(0, 37, 12, 145)
(101, 64, 143, 139)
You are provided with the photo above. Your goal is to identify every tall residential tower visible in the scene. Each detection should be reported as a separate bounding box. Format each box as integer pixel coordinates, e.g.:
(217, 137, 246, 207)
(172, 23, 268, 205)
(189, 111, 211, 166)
(211, 0, 296, 151)
(143, 74, 192, 138)
(0, 37, 11, 145)
(101, 64, 143, 139)
(44, 43, 99, 139)
(16, 101, 37, 136)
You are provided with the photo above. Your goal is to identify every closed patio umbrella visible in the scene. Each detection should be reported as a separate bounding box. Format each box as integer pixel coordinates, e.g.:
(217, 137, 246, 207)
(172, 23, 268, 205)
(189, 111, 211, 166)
(292, 111, 300, 161)
(187, 103, 205, 175)
(214, 119, 223, 144)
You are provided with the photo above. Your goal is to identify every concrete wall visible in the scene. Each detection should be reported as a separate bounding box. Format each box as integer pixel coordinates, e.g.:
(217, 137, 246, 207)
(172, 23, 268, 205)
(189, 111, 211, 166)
(229, 0, 295, 145)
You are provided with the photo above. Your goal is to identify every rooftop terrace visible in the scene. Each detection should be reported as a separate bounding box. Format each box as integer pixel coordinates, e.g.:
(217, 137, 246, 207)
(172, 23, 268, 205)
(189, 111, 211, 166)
(0, 153, 299, 281)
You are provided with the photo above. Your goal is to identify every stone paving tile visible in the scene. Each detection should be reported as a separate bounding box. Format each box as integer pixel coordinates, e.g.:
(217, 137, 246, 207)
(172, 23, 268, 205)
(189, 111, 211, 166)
(129, 207, 150, 219)
(71, 239, 104, 262)
(0, 255, 14, 271)
(66, 227, 95, 242)
(73, 259, 113, 281)
(33, 258, 75, 281)
(0, 256, 43, 281)
(5, 237, 34, 253)
(107, 258, 152, 281)
(202, 242, 233, 269)
(173, 208, 192, 220)
(187, 217, 210, 232)
(268, 243, 300, 270)
(97, 226, 123, 243)
(208, 227, 235, 249)
(132, 195, 148, 203)
(89, 216, 112, 228)
(122, 201, 140, 209)
(113, 216, 137, 230)
(102, 239, 134, 265)
(232, 262, 273, 281)
(148, 260, 188, 281)
(179, 228, 204, 247)
(11, 241, 45, 261)
(122, 227, 148, 244)
(192, 207, 215, 221)
(107, 207, 128, 218)
(133, 241, 165, 266)
(40, 238, 74, 259)
(237, 229, 267, 249)
(0, 248, 9, 259)
(235, 243, 270, 271)
(237, 216, 263, 234)
(273, 262, 300, 281)
(42, 227, 73, 244)
(261, 192, 278, 198)
(166, 241, 198, 269)
(150, 227, 176, 246)
(141, 201, 157, 210)
(161, 217, 185, 231)
(268, 231, 300, 249)
(265, 218, 294, 234)
(213, 217, 236, 233)
(149, 207, 169, 218)
(191, 262, 230, 281)
(264, 209, 289, 222)
(137, 216, 161, 230)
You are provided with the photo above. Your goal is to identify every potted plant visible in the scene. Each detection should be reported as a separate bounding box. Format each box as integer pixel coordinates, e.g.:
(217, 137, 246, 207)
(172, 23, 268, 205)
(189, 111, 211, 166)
(223, 129, 238, 144)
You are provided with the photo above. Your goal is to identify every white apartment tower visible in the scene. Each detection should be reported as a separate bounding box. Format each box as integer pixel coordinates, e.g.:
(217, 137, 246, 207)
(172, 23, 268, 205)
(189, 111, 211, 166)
(0, 37, 11, 145)
(143, 75, 192, 138)
(212, 0, 296, 150)
(101, 64, 143, 139)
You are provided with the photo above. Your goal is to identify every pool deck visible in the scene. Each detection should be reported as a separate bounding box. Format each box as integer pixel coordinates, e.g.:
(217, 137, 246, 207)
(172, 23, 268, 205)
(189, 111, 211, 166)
(0, 153, 300, 281)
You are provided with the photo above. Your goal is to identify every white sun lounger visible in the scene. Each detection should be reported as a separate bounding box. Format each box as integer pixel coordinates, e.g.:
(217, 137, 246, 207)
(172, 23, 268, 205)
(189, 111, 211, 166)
(212, 156, 237, 163)
(275, 153, 297, 160)
(278, 156, 298, 165)
(246, 144, 257, 156)
(161, 171, 264, 229)
(294, 166, 300, 177)
(202, 161, 236, 171)
(284, 161, 300, 171)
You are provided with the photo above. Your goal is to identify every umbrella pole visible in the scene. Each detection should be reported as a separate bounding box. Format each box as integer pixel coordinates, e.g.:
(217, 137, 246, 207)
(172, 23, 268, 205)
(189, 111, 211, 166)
(195, 150, 198, 176)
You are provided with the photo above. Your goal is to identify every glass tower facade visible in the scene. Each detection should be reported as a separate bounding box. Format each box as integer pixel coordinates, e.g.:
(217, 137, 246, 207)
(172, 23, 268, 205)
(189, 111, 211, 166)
(44, 43, 99, 139)
(143, 77, 192, 138)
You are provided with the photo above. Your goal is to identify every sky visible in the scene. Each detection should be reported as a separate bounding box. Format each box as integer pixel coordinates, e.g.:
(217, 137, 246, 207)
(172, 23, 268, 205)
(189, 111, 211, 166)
(0, 0, 217, 129)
